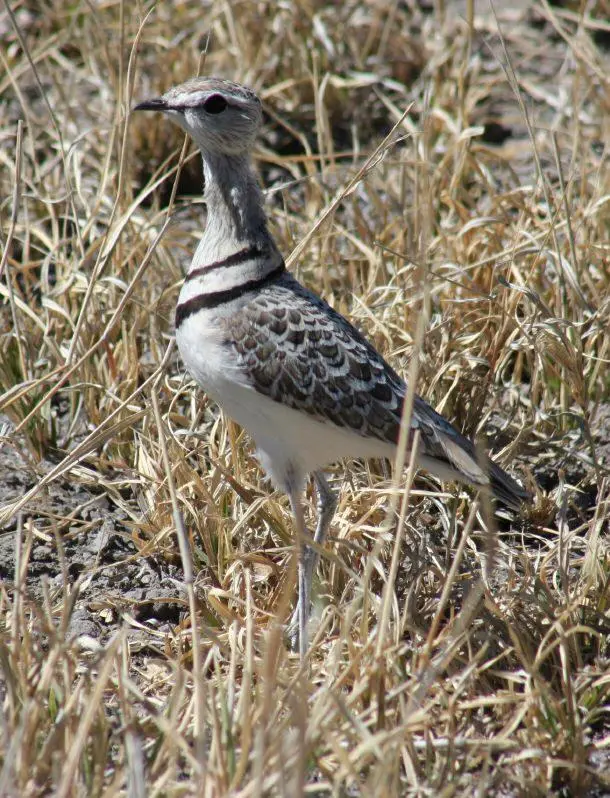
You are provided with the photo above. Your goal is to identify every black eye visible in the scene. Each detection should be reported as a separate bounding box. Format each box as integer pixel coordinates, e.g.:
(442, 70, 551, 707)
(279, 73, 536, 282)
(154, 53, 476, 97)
(203, 94, 228, 114)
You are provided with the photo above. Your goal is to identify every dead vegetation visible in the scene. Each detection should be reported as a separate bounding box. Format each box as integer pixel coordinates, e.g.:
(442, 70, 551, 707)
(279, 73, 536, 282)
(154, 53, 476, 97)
(1, 0, 609, 795)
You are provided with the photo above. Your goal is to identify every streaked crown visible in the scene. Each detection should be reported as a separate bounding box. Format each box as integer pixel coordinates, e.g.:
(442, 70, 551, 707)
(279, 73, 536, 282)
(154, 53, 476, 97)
(134, 77, 262, 156)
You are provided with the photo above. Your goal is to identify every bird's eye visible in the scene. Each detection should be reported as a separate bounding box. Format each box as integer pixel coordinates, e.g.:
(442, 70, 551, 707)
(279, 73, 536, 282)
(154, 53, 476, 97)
(202, 94, 228, 114)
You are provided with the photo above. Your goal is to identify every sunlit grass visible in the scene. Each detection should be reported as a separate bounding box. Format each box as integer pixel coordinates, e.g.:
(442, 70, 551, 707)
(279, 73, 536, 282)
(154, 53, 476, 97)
(1, 0, 609, 795)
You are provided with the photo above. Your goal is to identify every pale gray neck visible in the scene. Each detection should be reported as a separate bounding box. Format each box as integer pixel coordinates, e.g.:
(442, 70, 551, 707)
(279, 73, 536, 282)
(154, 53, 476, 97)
(200, 151, 272, 255)
(181, 149, 284, 301)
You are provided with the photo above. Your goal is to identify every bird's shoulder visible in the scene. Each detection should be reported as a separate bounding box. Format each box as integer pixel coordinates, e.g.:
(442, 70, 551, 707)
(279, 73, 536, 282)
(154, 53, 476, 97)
(219, 273, 405, 440)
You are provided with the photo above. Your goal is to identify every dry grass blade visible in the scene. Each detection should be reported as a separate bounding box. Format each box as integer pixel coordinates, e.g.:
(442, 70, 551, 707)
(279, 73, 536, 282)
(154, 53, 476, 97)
(0, 1, 609, 796)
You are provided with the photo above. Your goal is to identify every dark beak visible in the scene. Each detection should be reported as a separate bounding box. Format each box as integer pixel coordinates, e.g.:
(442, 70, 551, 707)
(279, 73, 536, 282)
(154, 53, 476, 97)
(133, 97, 167, 112)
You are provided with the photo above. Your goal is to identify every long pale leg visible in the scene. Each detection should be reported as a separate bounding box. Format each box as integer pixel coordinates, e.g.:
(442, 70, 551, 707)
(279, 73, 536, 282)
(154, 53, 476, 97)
(287, 471, 337, 652)
(287, 489, 308, 659)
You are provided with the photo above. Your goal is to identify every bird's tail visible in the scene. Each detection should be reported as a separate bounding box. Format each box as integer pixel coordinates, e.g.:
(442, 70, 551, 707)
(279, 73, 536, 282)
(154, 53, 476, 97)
(486, 456, 531, 510)
(413, 396, 531, 511)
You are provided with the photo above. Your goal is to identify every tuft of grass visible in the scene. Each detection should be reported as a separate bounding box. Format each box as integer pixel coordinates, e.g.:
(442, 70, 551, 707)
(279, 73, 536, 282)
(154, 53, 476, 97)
(1, 0, 609, 795)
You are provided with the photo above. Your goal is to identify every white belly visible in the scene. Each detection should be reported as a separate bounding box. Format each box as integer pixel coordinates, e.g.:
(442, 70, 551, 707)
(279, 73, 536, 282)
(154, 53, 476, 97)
(175, 312, 393, 493)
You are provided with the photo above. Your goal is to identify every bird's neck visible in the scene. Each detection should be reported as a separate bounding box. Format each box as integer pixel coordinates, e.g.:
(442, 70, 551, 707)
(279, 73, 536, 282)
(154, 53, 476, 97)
(198, 151, 276, 261)
(181, 149, 284, 299)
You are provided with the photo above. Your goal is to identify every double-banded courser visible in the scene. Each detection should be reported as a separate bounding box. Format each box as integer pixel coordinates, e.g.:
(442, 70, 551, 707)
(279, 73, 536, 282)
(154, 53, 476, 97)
(134, 78, 530, 657)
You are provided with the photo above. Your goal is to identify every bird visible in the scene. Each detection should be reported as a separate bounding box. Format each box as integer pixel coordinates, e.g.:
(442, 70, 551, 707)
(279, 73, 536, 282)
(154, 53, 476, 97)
(133, 77, 530, 657)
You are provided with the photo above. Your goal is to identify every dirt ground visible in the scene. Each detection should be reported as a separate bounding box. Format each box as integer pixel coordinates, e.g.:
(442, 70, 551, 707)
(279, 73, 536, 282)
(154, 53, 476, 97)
(0, 397, 607, 651)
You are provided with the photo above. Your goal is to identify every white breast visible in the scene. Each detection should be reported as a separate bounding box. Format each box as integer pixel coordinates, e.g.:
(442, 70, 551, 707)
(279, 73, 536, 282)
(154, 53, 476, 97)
(175, 309, 393, 495)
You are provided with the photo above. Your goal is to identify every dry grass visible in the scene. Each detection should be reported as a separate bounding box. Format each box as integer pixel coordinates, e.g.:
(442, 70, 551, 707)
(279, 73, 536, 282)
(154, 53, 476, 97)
(1, 0, 610, 795)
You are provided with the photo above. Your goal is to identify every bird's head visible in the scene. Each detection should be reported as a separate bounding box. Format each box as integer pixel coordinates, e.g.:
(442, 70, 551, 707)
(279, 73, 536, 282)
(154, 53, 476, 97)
(134, 77, 262, 156)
